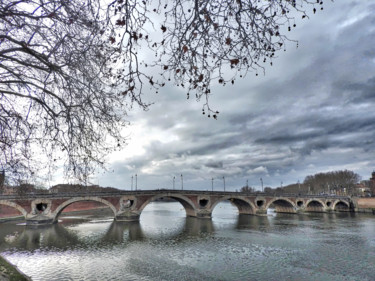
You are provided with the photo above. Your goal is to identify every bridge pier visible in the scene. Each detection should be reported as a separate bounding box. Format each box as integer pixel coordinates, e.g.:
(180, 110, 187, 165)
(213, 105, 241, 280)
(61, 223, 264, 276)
(26, 214, 55, 225)
(254, 209, 267, 215)
(194, 209, 212, 219)
(115, 211, 140, 222)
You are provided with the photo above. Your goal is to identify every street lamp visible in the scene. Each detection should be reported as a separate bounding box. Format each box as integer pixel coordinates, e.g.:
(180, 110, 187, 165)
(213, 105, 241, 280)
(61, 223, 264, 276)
(173, 176, 175, 190)
(211, 178, 214, 192)
(181, 174, 183, 190)
(131, 176, 133, 191)
(260, 178, 263, 192)
(223, 176, 226, 192)
(135, 174, 137, 190)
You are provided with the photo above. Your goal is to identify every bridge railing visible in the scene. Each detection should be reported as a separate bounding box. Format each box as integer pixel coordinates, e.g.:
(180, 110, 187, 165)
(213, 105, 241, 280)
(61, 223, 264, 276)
(0, 189, 351, 200)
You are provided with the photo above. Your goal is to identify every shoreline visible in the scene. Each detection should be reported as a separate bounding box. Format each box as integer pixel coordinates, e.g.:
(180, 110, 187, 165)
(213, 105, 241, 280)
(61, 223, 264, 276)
(0, 255, 31, 281)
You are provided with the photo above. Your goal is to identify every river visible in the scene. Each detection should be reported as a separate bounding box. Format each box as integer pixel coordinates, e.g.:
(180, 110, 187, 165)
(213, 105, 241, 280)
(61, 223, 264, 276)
(0, 201, 374, 281)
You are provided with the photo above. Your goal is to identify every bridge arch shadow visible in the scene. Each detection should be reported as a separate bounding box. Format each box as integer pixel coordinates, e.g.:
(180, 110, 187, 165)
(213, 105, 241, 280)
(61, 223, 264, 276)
(305, 199, 325, 212)
(211, 196, 256, 216)
(266, 198, 296, 213)
(333, 200, 350, 212)
(52, 197, 117, 222)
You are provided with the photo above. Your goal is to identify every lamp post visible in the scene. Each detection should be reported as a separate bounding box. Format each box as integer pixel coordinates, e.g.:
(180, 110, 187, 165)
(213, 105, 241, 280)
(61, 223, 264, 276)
(131, 176, 133, 191)
(223, 176, 226, 192)
(260, 178, 263, 192)
(181, 174, 183, 190)
(211, 178, 214, 192)
(173, 176, 175, 190)
(135, 174, 137, 190)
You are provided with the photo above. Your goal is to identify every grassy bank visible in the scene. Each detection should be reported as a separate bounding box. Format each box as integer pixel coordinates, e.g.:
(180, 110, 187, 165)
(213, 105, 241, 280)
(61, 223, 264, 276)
(0, 256, 30, 281)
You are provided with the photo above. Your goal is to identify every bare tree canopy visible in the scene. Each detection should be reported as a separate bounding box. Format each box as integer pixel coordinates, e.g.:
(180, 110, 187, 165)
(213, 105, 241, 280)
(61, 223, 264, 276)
(0, 0, 324, 183)
(304, 170, 361, 195)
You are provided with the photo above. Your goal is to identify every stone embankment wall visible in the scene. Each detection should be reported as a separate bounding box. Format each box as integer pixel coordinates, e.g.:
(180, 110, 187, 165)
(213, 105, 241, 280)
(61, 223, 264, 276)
(0, 201, 107, 219)
(356, 198, 375, 213)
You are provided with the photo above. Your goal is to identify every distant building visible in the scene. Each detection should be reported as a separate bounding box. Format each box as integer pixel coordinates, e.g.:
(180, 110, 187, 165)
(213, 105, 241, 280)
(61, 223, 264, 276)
(355, 183, 371, 196)
(370, 171, 375, 196)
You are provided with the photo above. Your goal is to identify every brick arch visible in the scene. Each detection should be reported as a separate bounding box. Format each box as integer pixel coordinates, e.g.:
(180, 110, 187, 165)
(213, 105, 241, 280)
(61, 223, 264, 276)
(210, 196, 256, 215)
(265, 197, 296, 213)
(0, 200, 28, 218)
(305, 199, 325, 212)
(52, 197, 117, 222)
(305, 199, 325, 207)
(139, 194, 197, 217)
(333, 200, 350, 211)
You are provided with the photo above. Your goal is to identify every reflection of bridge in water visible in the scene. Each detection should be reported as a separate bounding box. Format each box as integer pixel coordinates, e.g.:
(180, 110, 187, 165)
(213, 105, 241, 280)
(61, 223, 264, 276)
(1, 213, 357, 252)
(0, 218, 215, 251)
(0, 190, 355, 224)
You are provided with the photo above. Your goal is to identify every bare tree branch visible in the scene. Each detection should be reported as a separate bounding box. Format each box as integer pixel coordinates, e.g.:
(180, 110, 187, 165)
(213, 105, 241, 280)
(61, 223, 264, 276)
(0, 0, 325, 183)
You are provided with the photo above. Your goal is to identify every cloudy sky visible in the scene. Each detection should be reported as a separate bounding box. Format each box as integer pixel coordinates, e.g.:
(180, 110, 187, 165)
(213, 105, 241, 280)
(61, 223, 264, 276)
(91, 0, 375, 191)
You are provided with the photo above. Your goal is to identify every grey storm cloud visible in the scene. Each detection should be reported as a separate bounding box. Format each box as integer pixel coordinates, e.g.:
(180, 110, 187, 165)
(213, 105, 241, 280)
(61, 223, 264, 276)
(96, 0, 375, 190)
(205, 161, 224, 169)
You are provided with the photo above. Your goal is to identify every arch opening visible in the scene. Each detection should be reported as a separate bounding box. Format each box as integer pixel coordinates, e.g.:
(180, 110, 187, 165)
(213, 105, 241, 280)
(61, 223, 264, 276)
(326, 201, 332, 207)
(256, 200, 265, 208)
(140, 195, 197, 218)
(199, 199, 209, 208)
(335, 201, 350, 212)
(212, 200, 239, 221)
(36, 203, 48, 212)
(123, 199, 134, 208)
(140, 197, 187, 237)
(212, 197, 255, 218)
(267, 199, 295, 213)
(54, 198, 116, 223)
(305, 200, 324, 213)
(297, 200, 304, 207)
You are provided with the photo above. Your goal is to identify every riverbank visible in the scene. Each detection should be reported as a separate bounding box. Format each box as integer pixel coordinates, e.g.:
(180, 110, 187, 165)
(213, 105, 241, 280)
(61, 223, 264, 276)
(0, 256, 30, 281)
(356, 197, 375, 214)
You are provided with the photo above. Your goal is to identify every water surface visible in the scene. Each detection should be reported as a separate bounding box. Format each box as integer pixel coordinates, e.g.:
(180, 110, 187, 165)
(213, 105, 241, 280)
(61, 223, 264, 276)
(0, 202, 374, 280)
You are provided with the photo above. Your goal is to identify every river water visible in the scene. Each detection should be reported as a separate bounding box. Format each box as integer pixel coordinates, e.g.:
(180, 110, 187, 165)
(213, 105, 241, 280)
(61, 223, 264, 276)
(0, 202, 374, 281)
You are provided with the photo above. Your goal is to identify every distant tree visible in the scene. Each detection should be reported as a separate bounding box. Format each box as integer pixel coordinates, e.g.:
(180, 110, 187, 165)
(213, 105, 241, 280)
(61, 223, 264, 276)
(16, 183, 35, 196)
(240, 185, 255, 193)
(263, 187, 273, 194)
(303, 170, 361, 195)
(0, 0, 325, 183)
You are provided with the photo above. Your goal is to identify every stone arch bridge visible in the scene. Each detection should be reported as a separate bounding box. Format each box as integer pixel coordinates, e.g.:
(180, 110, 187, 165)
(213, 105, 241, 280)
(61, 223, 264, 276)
(0, 190, 355, 225)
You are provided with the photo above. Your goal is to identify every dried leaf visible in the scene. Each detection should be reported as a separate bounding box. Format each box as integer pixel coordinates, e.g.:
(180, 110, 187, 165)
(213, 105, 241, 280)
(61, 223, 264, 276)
(116, 19, 125, 26)
(230, 59, 239, 65)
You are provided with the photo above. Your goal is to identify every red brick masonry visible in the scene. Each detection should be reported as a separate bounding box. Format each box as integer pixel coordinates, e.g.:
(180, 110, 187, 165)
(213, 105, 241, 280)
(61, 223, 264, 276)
(0, 201, 105, 218)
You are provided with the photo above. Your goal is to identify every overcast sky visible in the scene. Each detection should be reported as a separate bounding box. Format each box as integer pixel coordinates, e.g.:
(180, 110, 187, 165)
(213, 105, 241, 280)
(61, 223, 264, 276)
(90, 0, 375, 191)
